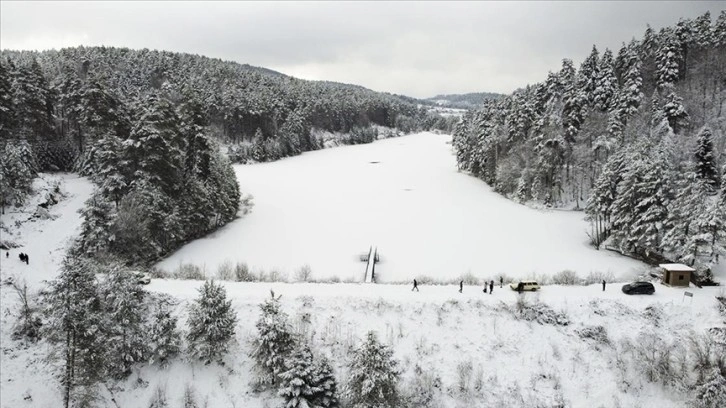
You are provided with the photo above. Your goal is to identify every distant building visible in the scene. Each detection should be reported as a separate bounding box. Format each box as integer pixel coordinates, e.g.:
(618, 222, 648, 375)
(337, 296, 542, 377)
(659, 263, 695, 287)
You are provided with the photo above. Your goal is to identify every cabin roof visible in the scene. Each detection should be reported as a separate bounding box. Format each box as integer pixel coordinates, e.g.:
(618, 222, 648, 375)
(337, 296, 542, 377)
(659, 263, 696, 272)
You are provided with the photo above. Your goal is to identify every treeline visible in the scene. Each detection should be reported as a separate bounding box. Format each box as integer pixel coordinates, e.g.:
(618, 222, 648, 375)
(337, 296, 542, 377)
(453, 11, 726, 273)
(0, 46, 445, 165)
(0, 46, 452, 264)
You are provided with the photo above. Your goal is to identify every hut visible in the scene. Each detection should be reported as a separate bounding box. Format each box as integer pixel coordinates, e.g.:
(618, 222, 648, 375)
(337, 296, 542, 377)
(659, 263, 695, 287)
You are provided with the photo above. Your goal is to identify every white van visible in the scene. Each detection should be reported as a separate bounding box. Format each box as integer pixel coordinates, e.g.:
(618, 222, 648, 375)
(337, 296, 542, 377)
(509, 280, 540, 291)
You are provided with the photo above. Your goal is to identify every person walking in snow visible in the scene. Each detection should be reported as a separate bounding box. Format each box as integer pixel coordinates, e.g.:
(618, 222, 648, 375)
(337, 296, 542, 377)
(489, 280, 494, 294)
(459, 280, 463, 293)
(412, 279, 419, 292)
(483, 284, 487, 293)
(5, 251, 8, 258)
(499, 276, 503, 288)
(602, 279, 606, 291)
(19, 253, 24, 262)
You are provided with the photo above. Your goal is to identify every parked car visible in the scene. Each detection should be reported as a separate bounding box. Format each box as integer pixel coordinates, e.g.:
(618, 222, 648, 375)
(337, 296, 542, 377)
(621, 281, 655, 295)
(133, 271, 151, 285)
(509, 280, 540, 292)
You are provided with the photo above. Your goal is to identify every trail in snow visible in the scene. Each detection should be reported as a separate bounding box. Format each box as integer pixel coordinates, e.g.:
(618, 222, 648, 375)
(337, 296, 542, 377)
(0, 173, 94, 286)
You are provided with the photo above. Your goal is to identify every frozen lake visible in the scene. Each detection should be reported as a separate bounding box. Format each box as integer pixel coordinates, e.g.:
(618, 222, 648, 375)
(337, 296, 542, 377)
(157, 132, 646, 282)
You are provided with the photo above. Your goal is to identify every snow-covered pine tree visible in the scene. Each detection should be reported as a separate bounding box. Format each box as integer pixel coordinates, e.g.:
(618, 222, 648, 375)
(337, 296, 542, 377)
(11, 58, 54, 139)
(0, 143, 35, 210)
(0, 59, 14, 139)
(148, 297, 182, 366)
(694, 369, 726, 408)
(77, 192, 117, 257)
(656, 27, 682, 88)
(186, 280, 237, 364)
(661, 86, 689, 134)
(251, 290, 297, 387)
(278, 346, 321, 408)
(630, 149, 674, 255)
(662, 173, 710, 266)
(312, 356, 339, 408)
(593, 48, 617, 112)
(345, 331, 400, 408)
(101, 263, 150, 379)
(694, 126, 719, 192)
(42, 258, 106, 408)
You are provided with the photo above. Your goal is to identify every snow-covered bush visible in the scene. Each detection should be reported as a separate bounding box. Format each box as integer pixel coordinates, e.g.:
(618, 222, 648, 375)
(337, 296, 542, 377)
(148, 384, 168, 408)
(234, 262, 252, 282)
(404, 364, 443, 408)
(216, 261, 233, 280)
(513, 298, 569, 326)
(576, 325, 610, 347)
(295, 264, 312, 282)
(11, 279, 42, 342)
(455, 360, 473, 394)
(251, 291, 297, 387)
(186, 280, 237, 364)
(345, 331, 400, 408)
(551, 270, 579, 285)
(182, 384, 199, 408)
(173, 263, 206, 280)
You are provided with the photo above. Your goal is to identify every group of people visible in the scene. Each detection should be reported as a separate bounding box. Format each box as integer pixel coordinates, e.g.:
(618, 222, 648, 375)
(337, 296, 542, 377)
(411, 276, 505, 293)
(7, 251, 30, 265)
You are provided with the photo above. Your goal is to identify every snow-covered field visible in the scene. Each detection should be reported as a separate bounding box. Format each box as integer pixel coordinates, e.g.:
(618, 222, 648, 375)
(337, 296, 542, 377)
(159, 132, 648, 283)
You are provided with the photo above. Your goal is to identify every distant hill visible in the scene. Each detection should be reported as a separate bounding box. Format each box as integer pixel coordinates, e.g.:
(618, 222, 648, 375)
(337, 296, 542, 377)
(425, 92, 503, 109)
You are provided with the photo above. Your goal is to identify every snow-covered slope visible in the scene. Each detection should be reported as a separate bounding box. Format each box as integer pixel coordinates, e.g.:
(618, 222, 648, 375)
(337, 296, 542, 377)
(158, 132, 648, 282)
(0, 173, 94, 286)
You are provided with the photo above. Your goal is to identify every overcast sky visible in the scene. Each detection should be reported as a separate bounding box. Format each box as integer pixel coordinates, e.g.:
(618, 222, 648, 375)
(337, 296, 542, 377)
(1, 1, 723, 98)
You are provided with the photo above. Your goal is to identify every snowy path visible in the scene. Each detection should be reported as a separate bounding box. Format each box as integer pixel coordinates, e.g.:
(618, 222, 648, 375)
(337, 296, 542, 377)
(158, 132, 650, 282)
(0, 174, 94, 286)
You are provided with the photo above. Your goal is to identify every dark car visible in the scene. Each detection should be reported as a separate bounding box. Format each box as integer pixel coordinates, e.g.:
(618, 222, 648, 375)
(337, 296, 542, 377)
(621, 281, 655, 295)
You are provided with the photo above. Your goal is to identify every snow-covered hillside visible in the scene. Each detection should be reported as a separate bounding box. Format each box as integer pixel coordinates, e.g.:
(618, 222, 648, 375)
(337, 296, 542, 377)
(158, 132, 649, 282)
(0, 173, 94, 286)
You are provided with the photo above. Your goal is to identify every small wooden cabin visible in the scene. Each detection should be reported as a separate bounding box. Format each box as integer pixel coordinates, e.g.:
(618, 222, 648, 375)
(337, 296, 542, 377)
(659, 263, 695, 287)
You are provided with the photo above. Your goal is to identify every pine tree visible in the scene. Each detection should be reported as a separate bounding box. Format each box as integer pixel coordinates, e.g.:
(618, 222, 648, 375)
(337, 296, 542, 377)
(656, 27, 682, 87)
(0, 143, 36, 210)
(252, 291, 297, 387)
(279, 346, 321, 408)
(148, 297, 182, 366)
(694, 126, 719, 191)
(694, 369, 726, 408)
(312, 356, 339, 408)
(101, 263, 149, 379)
(0, 59, 15, 138)
(77, 192, 117, 257)
(661, 87, 689, 134)
(186, 280, 237, 364)
(593, 48, 617, 111)
(42, 258, 106, 408)
(345, 331, 400, 408)
(125, 94, 186, 196)
(11, 58, 54, 139)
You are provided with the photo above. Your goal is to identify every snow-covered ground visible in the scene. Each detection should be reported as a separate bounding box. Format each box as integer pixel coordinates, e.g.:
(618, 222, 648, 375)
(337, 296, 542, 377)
(0, 173, 94, 286)
(0, 153, 724, 408)
(158, 132, 650, 283)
